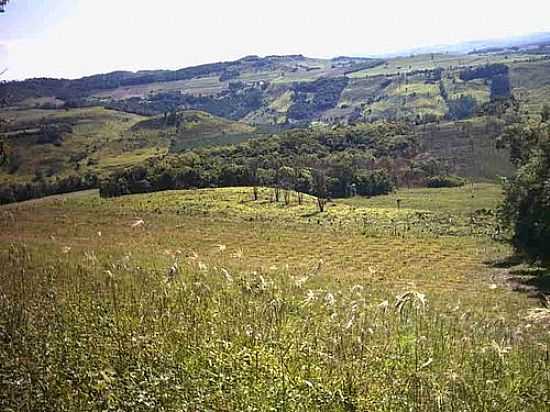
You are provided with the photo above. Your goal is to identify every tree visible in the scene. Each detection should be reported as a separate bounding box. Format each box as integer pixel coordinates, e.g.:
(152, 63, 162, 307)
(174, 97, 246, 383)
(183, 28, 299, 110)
(498, 122, 550, 265)
(0, 1, 10, 13)
(541, 104, 550, 123)
(311, 169, 328, 213)
(278, 166, 295, 205)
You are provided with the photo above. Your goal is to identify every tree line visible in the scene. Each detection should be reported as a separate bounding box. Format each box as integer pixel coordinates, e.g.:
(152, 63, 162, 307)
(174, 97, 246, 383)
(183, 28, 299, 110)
(98, 123, 448, 210)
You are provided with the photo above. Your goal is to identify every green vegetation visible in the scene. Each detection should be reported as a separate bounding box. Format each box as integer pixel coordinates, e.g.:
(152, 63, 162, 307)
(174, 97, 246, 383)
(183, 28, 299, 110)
(1, 185, 548, 410)
(426, 175, 466, 188)
(3, 53, 549, 126)
(97, 123, 426, 202)
(2, 38, 550, 412)
(498, 120, 550, 264)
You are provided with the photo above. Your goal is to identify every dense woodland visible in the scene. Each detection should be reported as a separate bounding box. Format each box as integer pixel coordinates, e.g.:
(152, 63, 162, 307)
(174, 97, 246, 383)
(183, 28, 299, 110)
(97, 123, 446, 205)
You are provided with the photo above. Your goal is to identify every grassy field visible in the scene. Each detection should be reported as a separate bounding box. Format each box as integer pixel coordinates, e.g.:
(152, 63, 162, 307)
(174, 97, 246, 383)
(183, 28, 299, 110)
(349, 52, 535, 78)
(0, 107, 152, 182)
(0, 108, 262, 183)
(1, 185, 548, 410)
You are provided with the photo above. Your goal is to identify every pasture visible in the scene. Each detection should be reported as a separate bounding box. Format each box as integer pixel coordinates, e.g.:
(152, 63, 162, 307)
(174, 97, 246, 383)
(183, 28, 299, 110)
(1, 185, 549, 410)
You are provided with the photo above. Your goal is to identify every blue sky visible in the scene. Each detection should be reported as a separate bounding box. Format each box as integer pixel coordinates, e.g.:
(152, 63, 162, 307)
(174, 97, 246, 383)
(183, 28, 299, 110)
(1, 0, 550, 80)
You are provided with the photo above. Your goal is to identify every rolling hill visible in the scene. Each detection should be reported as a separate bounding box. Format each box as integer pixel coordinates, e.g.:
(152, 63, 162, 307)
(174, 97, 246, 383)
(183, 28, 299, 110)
(1, 36, 550, 196)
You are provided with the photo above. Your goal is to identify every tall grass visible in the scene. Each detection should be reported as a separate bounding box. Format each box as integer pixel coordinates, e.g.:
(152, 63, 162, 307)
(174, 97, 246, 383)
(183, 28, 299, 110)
(1, 243, 548, 411)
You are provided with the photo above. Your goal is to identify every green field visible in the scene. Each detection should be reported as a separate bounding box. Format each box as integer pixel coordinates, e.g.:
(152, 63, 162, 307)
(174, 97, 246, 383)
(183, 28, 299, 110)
(0, 108, 261, 183)
(1, 185, 548, 410)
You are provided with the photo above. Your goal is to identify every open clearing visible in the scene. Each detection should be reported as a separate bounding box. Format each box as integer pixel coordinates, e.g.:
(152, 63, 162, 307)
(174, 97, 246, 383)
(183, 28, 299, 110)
(1, 185, 549, 410)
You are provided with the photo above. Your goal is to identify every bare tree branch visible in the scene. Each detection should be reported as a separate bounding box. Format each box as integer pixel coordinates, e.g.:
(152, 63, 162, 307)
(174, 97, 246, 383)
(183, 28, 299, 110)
(0, 0, 11, 13)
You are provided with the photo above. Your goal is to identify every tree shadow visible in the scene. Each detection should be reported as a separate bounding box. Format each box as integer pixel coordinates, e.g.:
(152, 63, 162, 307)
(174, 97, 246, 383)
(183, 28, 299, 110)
(302, 211, 321, 218)
(486, 254, 525, 268)
(507, 267, 550, 295)
(488, 255, 550, 301)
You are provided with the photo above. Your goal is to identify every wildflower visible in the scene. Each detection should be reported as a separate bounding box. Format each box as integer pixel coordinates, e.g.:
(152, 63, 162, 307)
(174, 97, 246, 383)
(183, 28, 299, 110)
(187, 251, 199, 262)
(221, 268, 233, 282)
(303, 290, 316, 304)
(215, 244, 226, 253)
(488, 283, 498, 290)
(166, 258, 179, 279)
(419, 357, 433, 369)
(395, 291, 427, 313)
(377, 300, 389, 312)
(131, 219, 145, 228)
(489, 340, 511, 359)
(61, 246, 71, 254)
(325, 292, 336, 306)
(198, 262, 208, 271)
(351, 284, 364, 294)
(295, 275, 309, 287)
(232, 248, 244, 259)
(344, 314, 355, 330)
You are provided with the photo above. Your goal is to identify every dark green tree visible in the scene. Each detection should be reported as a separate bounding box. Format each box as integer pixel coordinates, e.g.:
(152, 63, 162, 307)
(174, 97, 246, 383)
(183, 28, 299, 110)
(541, 104, 550, 123)
(311, 169, 329, 213)
(498, 123, 550, 265)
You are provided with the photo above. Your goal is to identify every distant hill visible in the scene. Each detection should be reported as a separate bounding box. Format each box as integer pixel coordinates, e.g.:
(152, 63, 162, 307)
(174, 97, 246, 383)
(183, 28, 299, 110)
(2, 43, 549, 127)
(2, 35, 550, 192)
(0, 107, 261, 183)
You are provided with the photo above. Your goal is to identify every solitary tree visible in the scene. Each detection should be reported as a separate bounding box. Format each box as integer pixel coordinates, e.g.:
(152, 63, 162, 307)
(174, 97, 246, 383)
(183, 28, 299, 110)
(311, 169, 329, 213)
(541, 103, 550, 123)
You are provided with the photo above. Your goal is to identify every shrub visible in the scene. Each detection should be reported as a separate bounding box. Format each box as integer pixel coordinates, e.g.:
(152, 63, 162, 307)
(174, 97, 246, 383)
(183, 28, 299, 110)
(426, 175, 466, 188)
(498, 123, 550, 265)
(353, 169, 394, 196)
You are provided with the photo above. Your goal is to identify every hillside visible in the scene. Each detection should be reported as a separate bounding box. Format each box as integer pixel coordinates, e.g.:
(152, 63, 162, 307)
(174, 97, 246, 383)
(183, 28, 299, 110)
(2, 46, 550, 125)
(2, 185, 549, 410)
(0, 107, 260, 184)
(2, 44, 549, 199)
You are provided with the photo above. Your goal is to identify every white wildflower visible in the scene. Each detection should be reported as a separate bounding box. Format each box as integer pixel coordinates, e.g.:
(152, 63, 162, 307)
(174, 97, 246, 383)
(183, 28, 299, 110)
(295, 275, 309, 287)
(325, 292, 336, 306)
(231, 248, 244, 259)
(377, 300, 389, 312)
(220, 268, 233, 282)
(303, 290, 316, 304)
(131, 219, 144, 228)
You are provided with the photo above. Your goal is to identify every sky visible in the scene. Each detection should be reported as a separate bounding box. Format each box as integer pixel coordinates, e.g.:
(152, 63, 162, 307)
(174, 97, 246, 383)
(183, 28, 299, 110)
(1, 0, 550, 80)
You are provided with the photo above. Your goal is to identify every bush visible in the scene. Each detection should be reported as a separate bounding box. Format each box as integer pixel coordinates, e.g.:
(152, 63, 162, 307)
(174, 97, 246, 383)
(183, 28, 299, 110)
(353, 169, 394, 196)
(446, 96, 477, 120)
(426, 175, 465, 188)
(0, 174, 97, 205)
(498, 124, 550, 265)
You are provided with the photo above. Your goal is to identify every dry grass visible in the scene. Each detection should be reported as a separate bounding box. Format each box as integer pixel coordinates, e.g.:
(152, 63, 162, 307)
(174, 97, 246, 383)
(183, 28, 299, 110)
(0, 187, 548, 410)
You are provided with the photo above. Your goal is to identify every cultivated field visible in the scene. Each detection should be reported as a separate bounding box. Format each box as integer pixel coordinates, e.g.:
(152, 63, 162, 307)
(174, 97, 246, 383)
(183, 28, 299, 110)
(1, 185, 548, 411)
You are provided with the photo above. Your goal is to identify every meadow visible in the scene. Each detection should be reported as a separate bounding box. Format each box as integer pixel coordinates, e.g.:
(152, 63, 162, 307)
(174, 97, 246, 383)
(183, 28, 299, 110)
(1, 185, 549, 411)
